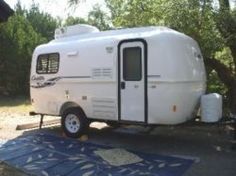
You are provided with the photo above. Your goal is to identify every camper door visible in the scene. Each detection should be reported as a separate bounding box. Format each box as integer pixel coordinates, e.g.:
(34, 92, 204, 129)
(119, 40, 147, 122)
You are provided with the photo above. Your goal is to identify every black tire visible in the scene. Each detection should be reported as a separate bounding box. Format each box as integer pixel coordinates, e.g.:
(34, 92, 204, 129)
(61, 108, 89, 138)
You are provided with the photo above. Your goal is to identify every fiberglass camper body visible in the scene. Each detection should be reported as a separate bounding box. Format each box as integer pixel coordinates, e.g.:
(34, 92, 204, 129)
(30, 25, 206, 137)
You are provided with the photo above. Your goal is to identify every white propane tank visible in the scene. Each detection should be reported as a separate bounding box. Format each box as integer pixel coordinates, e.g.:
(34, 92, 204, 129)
(200, 93, 222, 123)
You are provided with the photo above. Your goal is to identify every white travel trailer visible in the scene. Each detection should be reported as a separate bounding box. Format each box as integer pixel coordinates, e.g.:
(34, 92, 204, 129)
(30, 24, 206, 138)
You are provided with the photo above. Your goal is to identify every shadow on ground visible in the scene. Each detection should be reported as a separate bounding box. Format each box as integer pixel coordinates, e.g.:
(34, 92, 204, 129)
(1, 122, 236, 176)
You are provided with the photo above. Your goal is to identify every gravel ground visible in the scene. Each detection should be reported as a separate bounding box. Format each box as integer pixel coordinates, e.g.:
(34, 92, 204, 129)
(0, 162, 28, 176)
(87, 123, 236, 176)
(0, 105, 235, 176)
(0, 112, 58, 140)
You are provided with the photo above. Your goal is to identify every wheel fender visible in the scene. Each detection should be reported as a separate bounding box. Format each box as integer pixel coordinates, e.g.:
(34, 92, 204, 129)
(59, 102, 86, 117)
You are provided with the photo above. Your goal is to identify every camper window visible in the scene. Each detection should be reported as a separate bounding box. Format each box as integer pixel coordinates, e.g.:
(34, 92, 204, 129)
(36, 53, 59, 74)
(123, 47, 142, 81)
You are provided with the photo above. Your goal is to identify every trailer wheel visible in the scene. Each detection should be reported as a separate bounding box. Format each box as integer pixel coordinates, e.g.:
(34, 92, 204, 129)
(61, 108, 89, 138)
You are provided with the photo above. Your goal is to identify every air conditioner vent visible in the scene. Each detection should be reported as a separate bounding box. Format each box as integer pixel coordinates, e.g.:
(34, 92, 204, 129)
(55, 24, 100, 39)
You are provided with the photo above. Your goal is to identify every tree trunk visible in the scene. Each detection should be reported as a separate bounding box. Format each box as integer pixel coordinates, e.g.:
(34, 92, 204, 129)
(205, 58, 236, 114)
(230, 45, 236, 73)
(229, 81, 236, 115)
(205, 58, 234, 87)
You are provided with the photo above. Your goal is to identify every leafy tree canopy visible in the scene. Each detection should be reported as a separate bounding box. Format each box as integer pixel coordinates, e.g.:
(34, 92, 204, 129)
(64, 4, 111, 31)
(0, 14, 46, 95)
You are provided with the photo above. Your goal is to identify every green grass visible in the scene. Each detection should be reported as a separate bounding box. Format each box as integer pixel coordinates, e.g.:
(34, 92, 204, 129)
(0, 96, 32, 113)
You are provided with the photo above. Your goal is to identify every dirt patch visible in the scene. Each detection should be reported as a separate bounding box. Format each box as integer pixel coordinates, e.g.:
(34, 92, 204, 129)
(0, 98, 59, 140)
(0, 113, 59, 140)
(0, 162, 28, 176)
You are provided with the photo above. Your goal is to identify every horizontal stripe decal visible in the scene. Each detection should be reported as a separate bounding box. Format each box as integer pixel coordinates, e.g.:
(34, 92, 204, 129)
(31, 76, 91, 88)
(148, 75, 161, 78)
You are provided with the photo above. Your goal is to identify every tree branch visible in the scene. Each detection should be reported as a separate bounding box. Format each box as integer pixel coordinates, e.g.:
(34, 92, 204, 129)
(205, 57, 235, 86)
(219, 0, 230, 10)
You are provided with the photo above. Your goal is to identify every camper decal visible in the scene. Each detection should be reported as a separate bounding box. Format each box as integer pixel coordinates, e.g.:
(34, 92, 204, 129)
(31, 75, 45, 81)
(31, 77, 60, 88)
(31, 76, 91, 88)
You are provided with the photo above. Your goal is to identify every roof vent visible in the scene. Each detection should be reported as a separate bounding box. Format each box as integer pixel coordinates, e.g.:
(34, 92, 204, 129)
(54, 24, 100, 39)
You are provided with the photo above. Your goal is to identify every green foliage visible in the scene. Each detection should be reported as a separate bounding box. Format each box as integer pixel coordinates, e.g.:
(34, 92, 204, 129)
(0, 2, 62, 96)
(163, 0, 224, 57)
(88, 4, 111, 30)
(64, 4, 111, 31)
(208, 71, 227, 94)
(215, 1, 236, 49)
(65, 16, 87, 26)
(215, 47, 235, 74)
(17, 3, 60, 41)
(67, 0, 81, 6)
(106, 0, 160, 27)
(0, 15, 46, 95)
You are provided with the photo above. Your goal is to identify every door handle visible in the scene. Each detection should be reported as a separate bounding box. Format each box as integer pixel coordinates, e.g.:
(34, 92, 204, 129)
(121, 82, 126, 89)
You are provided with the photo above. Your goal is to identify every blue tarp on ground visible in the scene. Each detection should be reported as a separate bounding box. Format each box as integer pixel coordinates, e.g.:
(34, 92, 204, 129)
(0, 133, 194, 176)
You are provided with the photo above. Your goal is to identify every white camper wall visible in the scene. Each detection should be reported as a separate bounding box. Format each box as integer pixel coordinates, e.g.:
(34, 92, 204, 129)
(147, 32, 206, 124)
(31, 39, 119, 120)
(30, 45, 65, 115)
(58, 39, 118, 120)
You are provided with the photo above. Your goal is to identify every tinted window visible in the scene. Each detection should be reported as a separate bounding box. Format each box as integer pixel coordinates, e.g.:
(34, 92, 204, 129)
(36, 53, 59, 74)
(123, 47, 142, 81)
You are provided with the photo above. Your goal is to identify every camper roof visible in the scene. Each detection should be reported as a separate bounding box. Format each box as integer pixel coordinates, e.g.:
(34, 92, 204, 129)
(51, 25, 184, 44)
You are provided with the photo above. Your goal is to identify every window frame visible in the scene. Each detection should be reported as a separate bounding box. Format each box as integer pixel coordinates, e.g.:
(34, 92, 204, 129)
(122, 46, 142, 81)
(36, 53, 60, 74)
